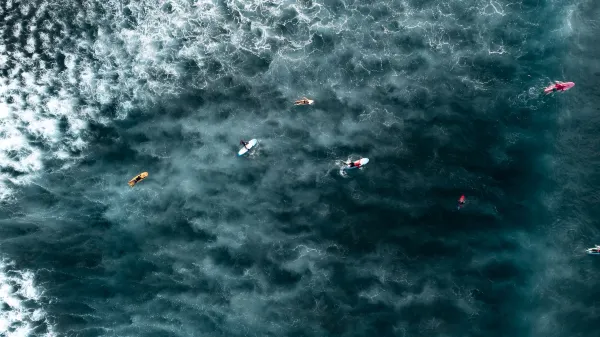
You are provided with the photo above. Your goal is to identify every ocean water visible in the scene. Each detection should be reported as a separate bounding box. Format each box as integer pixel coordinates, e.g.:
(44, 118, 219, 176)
(0, 0, 599, 336)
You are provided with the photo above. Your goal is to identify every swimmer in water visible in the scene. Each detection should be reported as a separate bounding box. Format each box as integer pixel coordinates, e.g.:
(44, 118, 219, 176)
(128, 172, 148, 187)
(457, 195, 466, 210)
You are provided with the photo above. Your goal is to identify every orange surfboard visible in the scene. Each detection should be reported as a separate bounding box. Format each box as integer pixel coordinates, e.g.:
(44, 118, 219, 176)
(128, 172, 148, 187)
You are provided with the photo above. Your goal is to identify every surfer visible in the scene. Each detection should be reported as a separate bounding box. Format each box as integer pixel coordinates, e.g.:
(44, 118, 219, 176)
(237, 139, 257, 156)
(345, 159, 362, 168)
(586, 245, 600, 255)
(544, 81, 574, 95)
(294, 97, 314, 105)
(128, 172, 148, 187)
(457, 195, 466, 209)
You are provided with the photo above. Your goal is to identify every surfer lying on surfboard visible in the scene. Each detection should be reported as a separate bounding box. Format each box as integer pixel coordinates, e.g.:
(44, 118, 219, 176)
(347, 161, 360, 168)
(344, 158, 369, 169)
(128, 172, 148, 187)
(294, 97, 314, 105)
(544, 81, 574, 95)
(238, 139, 257, 156)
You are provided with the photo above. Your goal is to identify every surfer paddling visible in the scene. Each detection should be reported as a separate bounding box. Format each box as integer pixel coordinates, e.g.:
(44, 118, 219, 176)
(587, 245, 600, 255)
(345, 160, 361, 168)
(294, 97, 314, 106)
(343, 158, 369, 169)
(237, 139, 257, 156)
(544, 81, 574, 95)
(128, 172, 148, 187)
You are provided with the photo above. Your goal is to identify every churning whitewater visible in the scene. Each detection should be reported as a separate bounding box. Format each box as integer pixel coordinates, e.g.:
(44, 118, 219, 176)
(1, 0, 599, 336)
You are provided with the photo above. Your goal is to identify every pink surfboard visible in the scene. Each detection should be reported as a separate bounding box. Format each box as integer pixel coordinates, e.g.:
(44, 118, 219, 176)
(544, 81, 574, 94)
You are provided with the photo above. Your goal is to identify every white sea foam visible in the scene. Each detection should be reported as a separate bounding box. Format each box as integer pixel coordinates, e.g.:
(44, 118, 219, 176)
(0, 0, 578, 335)
(0, 0, 527, 201)
(0, 259, 55, 337)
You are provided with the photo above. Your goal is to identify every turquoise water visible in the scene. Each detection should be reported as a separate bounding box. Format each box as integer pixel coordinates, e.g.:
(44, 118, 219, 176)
(0, 0, 599, 336)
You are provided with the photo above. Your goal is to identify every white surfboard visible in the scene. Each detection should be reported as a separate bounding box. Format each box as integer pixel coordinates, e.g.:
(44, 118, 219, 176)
(238, 139, 257, 156)
(344, 158, 369, 170)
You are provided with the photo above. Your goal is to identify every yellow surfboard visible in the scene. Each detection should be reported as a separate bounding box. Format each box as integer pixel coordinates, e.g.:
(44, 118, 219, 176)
(128, 172, 148, 187)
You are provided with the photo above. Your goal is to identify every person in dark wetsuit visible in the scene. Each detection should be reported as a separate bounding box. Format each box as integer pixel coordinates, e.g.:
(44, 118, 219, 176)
(294, 97, 313, 105)
(346, 160, 361, 168)
(129, 173, 146, 187)
(240, 140, 249, 149)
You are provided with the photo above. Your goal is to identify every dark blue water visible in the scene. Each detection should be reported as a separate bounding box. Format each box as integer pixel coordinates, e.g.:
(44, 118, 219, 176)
(0, 0, 599, 336)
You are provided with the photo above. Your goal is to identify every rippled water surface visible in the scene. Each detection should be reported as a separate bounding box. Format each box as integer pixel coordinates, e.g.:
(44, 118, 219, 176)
(1, 0, 599, 336)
